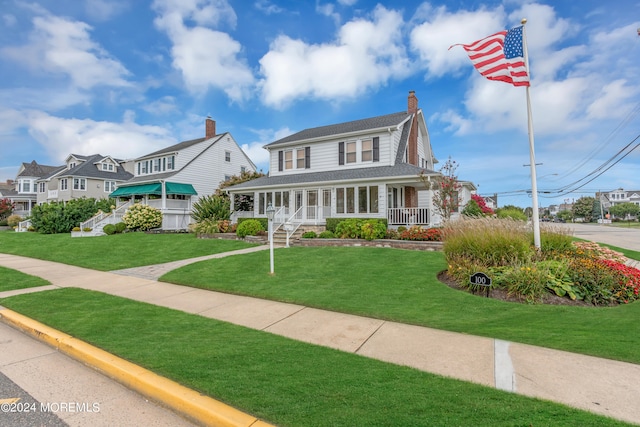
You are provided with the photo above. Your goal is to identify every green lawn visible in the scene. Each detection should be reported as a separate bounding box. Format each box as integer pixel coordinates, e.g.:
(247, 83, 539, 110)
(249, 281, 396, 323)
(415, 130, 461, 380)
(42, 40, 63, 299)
(161, 246, 640, 364)
(0, 266, 50, 292)
(0, 231, 257, 270)
(0, 288, 629, 427)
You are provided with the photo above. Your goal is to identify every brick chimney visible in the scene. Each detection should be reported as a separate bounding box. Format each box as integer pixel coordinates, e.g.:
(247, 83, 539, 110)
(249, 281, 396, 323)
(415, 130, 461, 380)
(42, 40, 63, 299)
(407, 90, 418, 114)
(407, 91, 419, 166)
(205, 116, 216, 139)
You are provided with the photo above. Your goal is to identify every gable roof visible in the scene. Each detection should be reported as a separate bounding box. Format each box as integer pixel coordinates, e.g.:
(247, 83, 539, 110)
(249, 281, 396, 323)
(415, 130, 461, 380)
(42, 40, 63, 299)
(17, 160, 60, 178)
(137, 136, 208, 159)
(56, 154, 133, 181)
(265, 111, 412, 147)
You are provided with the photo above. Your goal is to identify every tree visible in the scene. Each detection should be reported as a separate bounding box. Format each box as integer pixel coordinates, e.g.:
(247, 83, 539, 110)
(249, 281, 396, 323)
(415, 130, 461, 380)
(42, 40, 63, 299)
(610, 202, 640, 225)
(461, 199, 483, 217)
(216, 170, 266, 212)
(557, 210, 573, 222)
(572, 196, 596, 222)
(0, 198, 14, 220)
(420, 157, 461, 222)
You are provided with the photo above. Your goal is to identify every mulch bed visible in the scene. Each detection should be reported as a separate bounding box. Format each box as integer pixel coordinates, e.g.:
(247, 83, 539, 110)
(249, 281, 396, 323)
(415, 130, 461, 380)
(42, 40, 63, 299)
(437, 270, 596, 307)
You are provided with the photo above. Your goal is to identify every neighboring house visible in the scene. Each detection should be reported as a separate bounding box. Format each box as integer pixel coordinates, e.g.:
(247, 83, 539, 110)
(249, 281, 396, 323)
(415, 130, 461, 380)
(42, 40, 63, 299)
(226, 91, 470, 231)
(598, 189, 640, 208)
(36, 154, 133, 205)
(109, 117, 256, 230)
(0, 161, 60, 217)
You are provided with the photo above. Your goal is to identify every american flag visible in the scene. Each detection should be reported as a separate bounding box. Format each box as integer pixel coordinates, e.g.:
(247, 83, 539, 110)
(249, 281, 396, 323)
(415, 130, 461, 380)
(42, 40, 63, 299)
(451, 26, 530, 87)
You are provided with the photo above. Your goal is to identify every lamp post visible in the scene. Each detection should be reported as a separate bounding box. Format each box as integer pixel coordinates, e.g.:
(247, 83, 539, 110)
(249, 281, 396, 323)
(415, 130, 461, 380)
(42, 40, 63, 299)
(266, 202, 275, 275)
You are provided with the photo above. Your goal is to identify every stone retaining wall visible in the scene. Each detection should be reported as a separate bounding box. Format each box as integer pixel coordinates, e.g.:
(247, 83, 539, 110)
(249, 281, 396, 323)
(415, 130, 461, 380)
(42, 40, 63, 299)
(196, 233, 443, 251)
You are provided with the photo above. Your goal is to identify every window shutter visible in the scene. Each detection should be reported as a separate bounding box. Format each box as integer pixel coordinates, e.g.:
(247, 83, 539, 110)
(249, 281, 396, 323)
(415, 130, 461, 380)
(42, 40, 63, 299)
(278, 150, 283, 172)
(305, 146, 311, 169)
(373, 137, 379, 162)
(338, 142, 345, 165)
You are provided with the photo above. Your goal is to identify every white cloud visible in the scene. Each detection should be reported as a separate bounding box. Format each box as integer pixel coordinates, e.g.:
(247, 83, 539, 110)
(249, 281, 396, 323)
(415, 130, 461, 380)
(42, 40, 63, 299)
(254, 0, 284, 15)
(1, 14, 130, 90)
(242, 126, 294, 171)
(420, 2, 640, 142)
(84, 0, 128, 21)
(259, 5, 411, 108)
(2, 14, 17, 27)
(410, 4, 505, 78)
(26, 112, 176, 162)
(152, 0, 254, 101)
(142, 96, 179, 115)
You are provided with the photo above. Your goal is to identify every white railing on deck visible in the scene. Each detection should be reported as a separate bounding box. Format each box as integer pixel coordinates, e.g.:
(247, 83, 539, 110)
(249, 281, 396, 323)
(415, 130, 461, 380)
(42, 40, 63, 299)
(16, 219, 31, 232)
(387, 208, 430, 226)
(78, 200, 132, 234)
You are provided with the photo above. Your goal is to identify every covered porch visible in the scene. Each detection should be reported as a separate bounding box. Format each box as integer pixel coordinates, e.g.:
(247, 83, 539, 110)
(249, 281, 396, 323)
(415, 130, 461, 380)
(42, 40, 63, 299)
(110, 181, 197, 230)
(229, 183, 432, 228)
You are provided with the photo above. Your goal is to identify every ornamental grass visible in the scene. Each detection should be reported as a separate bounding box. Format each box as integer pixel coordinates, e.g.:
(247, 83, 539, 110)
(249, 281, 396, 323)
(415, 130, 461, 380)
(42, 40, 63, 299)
(443, 217, 639, 305)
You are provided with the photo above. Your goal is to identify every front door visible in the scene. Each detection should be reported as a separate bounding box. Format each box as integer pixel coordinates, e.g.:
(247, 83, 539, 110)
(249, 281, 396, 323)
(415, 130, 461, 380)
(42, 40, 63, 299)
(307, 190, 318, 220)
(295, 190, 303, 220)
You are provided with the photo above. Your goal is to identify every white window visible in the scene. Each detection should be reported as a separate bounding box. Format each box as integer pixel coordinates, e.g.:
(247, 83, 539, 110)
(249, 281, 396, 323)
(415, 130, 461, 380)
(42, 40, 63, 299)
(296, 148, 305, 169)
(19, 180, 31, 193)
(225, 151, 231, 162)
(284, 150, 293, 170)
(104, 181, 116, 192)
(39, 182, 46, 193)
(68, 162, 76, 170)
(73, 178, 86, 190)
(60, 179, 68, 191)
(102, 163, 115, 171)
(167, 156, 175, 170)
(346, 142, 356, 164)
(154, 159, 161, 172)
(361, 139, 373, 162)
(240, 166, 246, 173)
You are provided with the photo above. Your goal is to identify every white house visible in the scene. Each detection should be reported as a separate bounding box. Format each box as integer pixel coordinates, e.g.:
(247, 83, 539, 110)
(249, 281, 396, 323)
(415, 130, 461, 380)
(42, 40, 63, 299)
(35, 154, 133, 205)
(0, 161, 61, 217)
(109, 117, 256, 230)
(226, 91, 469, 232)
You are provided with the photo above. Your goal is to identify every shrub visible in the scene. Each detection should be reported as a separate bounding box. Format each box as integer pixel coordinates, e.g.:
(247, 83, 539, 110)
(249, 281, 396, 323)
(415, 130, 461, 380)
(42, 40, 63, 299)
(497, 208, 527, 221)
(236, 219, 264, 238)
(397, 226, 407, 233)
(7, 214, 22, 227)
(325, 218, 342, 233)
(238, 217, 268, 231)
(399, 226, 442, 241)
(302, 231, 317, 238)
(360, 220, 386, 241)
(122, 204, 163, 231)
(82, 227, 92, 232)
(115, 222, 127, 233)
(217, 220, 231, 233)
(72, 227, 81, 232)
(29, 198, 112, 234)
(385, 229, 399, 240)
(103, 224, 116, 235)
(194, 218, 220, 234)
(319, 230, 335, 238)
(191, 195, 230, 222)
(335, 219, 361, 238)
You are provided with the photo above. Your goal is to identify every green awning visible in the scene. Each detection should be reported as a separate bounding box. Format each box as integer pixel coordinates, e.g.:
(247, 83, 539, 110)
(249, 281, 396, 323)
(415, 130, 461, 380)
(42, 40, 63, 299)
(110, 183, 161, 197)
(165, 182, 197, 195)
(110, 182, 197, 197)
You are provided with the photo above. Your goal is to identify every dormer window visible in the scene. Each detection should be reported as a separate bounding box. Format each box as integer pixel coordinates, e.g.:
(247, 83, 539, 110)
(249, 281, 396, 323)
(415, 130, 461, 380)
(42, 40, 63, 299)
(101, 163, 114, 171)
(68, 162, 76, 170)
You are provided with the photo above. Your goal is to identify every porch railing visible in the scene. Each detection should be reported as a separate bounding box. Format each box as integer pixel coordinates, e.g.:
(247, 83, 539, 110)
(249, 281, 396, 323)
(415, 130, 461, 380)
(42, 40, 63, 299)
(387, 207, 430, 226)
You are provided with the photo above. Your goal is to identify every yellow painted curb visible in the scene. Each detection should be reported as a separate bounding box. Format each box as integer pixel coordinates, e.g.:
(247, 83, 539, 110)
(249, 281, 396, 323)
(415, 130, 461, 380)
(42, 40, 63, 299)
(0, 308, 275, 427)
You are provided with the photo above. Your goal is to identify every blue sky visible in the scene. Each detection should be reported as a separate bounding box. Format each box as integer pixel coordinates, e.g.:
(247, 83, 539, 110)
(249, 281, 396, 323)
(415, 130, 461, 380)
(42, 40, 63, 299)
(1, 0, 639, 208)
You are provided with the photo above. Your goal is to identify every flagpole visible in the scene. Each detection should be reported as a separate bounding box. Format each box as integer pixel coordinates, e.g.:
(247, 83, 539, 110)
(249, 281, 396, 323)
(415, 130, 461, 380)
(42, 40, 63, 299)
(521, 18, 541, 249)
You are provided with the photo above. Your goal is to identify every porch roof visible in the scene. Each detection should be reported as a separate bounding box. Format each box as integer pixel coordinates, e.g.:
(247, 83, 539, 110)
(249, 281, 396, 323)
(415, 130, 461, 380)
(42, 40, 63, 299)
(226, 163, 437, 192)
(110, 181, 197, 197)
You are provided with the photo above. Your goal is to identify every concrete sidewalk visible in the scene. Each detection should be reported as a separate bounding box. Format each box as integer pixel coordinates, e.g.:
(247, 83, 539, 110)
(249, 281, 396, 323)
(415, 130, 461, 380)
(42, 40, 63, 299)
(1, 252, 639, 425)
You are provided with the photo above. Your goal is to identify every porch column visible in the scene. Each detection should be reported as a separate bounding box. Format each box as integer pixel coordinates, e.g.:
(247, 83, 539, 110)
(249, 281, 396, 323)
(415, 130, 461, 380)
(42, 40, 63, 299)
(161, 181, 167, 211)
